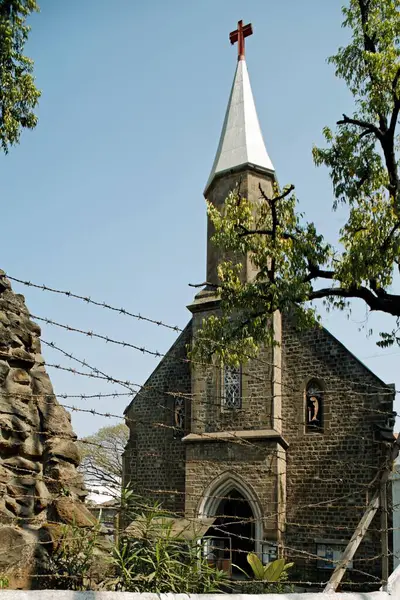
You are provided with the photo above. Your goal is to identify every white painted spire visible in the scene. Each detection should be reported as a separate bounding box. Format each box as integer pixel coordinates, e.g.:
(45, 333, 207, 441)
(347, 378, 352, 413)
(205, 59, 274, 194)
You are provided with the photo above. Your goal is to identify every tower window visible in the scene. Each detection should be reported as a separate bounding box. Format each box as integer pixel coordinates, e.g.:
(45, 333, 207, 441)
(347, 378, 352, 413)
(223, 365, 242, 409)
(306, 380, 323, 432)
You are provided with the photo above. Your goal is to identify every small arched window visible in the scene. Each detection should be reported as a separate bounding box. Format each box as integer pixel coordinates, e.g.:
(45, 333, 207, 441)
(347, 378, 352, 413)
(306, 380, 324, 432)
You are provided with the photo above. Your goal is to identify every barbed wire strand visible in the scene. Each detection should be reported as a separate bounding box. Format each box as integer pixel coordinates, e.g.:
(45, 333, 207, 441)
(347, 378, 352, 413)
(3, 273, 182, 333)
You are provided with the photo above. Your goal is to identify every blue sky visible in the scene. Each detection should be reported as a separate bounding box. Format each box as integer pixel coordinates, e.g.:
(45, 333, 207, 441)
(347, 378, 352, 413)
(2, 0, 398, 437)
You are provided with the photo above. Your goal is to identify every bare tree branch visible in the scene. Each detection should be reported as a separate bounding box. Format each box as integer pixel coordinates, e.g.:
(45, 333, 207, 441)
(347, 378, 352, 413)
(337, 114, 383, 139)
(258, 183, 295, 203)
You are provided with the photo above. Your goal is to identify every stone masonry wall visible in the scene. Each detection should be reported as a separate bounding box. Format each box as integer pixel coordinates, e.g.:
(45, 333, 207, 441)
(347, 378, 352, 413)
(123, 323, 192, 515)
(184, 440, 279, 539)
(0, 271, 95, 588)
(281, 314, 393, 585)
(206, 169, 275, 285)
(190, 306, 274, 434)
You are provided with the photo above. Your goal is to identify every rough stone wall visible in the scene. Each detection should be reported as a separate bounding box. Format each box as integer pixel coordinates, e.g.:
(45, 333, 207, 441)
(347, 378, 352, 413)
(281, 315, 393, 584)
(0, 272, 94, 587)
(123, 323, 192, 515)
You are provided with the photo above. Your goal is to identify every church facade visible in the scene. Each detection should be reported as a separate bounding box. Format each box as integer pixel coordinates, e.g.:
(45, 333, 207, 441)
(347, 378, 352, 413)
(124, 21, 395, 587)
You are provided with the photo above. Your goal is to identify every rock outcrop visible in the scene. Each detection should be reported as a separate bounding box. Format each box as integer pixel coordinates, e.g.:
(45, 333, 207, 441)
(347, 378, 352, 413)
(0, 271, 90, 587)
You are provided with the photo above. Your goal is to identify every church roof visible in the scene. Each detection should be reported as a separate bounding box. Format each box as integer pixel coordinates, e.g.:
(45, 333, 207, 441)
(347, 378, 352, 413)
(205, 58, 274, 194)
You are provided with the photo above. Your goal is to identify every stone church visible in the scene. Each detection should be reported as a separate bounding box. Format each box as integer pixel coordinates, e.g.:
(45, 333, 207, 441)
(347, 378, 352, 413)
(124, 21, 396, 586)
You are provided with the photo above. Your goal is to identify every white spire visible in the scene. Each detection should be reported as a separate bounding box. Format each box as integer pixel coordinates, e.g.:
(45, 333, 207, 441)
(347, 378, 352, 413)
(205, 59, 274, 194)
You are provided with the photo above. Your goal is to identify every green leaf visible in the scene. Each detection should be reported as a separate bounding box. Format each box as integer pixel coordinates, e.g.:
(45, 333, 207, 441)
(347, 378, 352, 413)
(263, 558, 285, 582)
(247, 552, 265, 580)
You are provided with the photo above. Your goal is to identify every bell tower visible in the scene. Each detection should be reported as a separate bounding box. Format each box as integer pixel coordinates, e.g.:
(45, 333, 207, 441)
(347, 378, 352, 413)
(204, 20, 276, 286)
(185, 21, 286, 556)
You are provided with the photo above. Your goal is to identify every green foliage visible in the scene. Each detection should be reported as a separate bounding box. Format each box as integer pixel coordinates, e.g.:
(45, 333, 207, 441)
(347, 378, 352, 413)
(312, 0, 400, 292)
(247, 554, 294, 582)
(192, 0, 400, 361)
(42, 521, 100, 591)
(192, 185, 331, 364)
(0, 575, 9, 589)
(235, 555, 294, 594)
(0, 1, 41, 152)
(39, 491, 227, 593)
(108, 499, 229, 593)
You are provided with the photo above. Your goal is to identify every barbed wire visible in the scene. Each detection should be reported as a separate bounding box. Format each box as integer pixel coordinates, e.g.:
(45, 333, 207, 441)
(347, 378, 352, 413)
(41, 339, 138, 393)
(0, 406, 391, 477)
(32, 313, 165, 357)
(3, 273, 397, 400)
(36, 308, 397, 395)
(0, 406, 393, 493)
(3, 272, 183, 332)
(51, 388, 394, 453)
(0, 278, 398, 588)
(0, 441, 393, 589)
(2, 359, 393, 456)
(1, 291, 396, 400)
(38, 336, 398, 418)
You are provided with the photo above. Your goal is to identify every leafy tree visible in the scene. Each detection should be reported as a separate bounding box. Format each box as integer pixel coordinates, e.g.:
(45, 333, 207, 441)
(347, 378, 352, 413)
(78, 423, 129, 499)
(193, 0, 400, 362)
(0, 0, 40, 152)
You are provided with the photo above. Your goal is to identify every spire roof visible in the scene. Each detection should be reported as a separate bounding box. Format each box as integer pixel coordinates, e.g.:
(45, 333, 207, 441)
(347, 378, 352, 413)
(205, 57, 274, 194)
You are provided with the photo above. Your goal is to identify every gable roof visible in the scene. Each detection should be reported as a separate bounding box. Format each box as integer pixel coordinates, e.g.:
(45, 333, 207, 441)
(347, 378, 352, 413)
(123, 320, 192, 416)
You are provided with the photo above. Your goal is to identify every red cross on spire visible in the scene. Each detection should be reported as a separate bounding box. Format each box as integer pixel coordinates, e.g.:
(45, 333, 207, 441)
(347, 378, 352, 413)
(229, 20, 253, 61)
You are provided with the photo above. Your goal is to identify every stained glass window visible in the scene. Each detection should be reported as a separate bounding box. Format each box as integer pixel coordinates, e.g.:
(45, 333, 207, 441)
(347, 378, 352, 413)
(223, 365, 242, 409)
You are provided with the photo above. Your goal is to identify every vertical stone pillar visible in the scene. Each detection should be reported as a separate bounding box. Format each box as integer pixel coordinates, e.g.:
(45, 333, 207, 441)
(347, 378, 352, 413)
(0, 271, 96, 588)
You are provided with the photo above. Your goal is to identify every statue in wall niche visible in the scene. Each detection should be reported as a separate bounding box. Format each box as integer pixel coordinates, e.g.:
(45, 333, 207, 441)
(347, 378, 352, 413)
(306, 381, 324, 431)
(308, 395, 319, 423)
(0, 271, 98, 589)
(174, 397, 185, 433)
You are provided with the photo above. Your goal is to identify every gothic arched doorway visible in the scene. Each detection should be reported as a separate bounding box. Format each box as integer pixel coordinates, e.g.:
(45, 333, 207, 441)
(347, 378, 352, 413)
(198, 473, 263, 577)
(206, 489, 254, 575)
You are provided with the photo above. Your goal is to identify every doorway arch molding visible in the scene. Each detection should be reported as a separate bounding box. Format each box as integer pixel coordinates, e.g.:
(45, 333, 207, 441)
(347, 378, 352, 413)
(197, 470, 263, 556)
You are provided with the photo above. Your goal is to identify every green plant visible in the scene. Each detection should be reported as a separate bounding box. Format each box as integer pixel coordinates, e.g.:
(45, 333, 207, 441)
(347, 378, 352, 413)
(0, 575, 9, 589)
(43, 521, 100, 590)
(247, 554, 294, 581)
(236, 555, 294, 594)
(108, 500, 229, 593)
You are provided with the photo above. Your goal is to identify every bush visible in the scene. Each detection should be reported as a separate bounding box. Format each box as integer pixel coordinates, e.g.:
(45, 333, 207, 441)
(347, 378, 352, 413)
(41, 521, 100, 590)
(108, 498, 229, 593)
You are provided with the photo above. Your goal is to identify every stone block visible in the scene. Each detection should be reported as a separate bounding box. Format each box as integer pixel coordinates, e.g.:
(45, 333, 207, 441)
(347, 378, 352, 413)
(48, 440, 81, 467)
(49, 497, 98, 527)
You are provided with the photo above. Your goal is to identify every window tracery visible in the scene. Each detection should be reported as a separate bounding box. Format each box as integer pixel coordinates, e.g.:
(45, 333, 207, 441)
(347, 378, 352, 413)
(223, 365, 242, 409)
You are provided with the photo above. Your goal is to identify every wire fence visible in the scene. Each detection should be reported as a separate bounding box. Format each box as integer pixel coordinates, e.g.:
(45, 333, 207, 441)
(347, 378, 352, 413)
(0, 271, 398, 591)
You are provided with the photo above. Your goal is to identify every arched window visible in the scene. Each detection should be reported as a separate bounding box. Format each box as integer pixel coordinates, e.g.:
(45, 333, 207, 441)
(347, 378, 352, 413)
(222, 364, 242, 409)
(306, 379, 324, 432)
